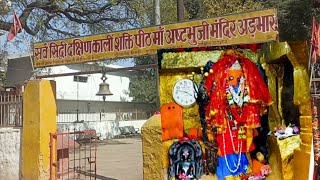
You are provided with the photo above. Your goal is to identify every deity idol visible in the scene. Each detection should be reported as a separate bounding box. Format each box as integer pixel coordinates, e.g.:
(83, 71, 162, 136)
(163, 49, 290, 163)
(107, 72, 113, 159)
(204, 51, 272, 179)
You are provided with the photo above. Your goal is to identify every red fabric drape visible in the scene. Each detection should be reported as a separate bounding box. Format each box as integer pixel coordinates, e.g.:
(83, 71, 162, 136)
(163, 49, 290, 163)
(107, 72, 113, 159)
(205, 53, 272, 131)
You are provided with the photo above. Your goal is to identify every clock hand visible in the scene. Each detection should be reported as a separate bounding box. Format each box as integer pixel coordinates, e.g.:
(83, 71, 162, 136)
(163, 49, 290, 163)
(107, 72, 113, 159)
(177, 90, 194, 97)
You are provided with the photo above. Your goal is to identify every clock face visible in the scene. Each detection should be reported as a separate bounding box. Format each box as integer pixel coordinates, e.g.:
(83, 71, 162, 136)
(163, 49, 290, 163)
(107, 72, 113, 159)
(173, 79, 198, 107)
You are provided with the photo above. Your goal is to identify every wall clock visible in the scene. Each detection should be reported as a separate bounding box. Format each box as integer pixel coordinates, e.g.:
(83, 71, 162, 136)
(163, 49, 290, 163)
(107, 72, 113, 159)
(173, 79, 198, 107)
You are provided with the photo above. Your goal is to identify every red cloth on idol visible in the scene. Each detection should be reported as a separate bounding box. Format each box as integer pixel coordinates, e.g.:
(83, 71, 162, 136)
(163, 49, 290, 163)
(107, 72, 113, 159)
(215, 127, 255, 156)
(205, 54, 272, 130)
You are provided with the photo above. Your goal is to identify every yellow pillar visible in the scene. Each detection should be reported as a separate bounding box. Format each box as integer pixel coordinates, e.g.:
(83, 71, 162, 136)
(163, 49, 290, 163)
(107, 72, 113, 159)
(293, 116, 312, 180)
(263, 41, 313, 180)
(141, 114, 164, 180)
(22, 80, 57, 180)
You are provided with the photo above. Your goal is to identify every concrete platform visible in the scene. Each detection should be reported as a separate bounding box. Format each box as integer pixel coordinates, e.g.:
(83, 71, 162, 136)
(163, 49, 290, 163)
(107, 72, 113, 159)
(96, 137, 143, 180)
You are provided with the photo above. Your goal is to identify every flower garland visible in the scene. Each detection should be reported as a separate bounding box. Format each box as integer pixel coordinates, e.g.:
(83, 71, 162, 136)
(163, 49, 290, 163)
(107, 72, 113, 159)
(226, 114, 239, 153)
(222, 59, 248, 173)
(222, 113, 244, 173)
(223, 131, 242, 173)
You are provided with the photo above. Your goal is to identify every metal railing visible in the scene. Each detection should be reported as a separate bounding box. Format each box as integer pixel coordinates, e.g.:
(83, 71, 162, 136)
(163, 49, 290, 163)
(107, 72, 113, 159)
(50, 130, 97, 180)
(57, 109, 154, 123)
(0, 92, 23, 127)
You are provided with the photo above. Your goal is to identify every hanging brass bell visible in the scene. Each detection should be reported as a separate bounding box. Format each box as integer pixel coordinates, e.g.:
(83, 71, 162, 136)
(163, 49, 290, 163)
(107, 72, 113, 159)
(96, 82, 113, 96)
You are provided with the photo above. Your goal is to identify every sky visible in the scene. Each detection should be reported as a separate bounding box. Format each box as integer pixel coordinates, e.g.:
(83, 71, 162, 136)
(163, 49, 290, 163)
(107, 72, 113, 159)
(0, 29, 30, 54)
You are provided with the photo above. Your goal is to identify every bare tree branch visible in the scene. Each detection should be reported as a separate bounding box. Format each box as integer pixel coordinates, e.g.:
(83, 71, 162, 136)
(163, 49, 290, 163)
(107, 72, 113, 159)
(41, 15, 79, 37)
(0, 0, 134, 39)
(45, 23, 78, 37)
(19, 1, 50, 35)
(0, 20, 11, 31)
(62, 2, 115, 16)
(60, 10, 127, 24)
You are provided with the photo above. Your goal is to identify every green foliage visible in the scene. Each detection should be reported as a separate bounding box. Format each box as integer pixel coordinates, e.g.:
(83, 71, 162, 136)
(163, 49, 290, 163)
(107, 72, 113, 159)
(201, 0, 264, 18)
(129, 0, 264, 24)
(261, 0, 318, 41)
(128, 0, 179, 25)
(123, 72, 157, 103)
(0, 72, 6, 87)
(123, 56, 158, 103)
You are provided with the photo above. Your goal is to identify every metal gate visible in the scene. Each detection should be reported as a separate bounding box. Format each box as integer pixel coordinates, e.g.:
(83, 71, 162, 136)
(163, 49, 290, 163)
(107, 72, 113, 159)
(0, 91, 23, 127)
(50, 130, 97, 180)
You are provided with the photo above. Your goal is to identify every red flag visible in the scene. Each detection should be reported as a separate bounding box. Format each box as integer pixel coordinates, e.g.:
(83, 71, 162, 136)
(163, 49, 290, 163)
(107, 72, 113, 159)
(7, 11, 22, 42)
(318, 23, 320, 57)
(312, 16, 319, 64)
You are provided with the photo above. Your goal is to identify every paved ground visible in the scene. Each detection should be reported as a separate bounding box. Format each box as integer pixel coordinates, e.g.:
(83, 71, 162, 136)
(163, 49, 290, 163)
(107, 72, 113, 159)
(96, 136, 143, 180)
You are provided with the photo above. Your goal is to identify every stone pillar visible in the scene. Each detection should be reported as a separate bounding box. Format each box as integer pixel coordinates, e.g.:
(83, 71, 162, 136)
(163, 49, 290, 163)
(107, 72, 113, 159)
(22, 80, 57, 180)
(141, 114, 164, 180)
(294, 116, 312, 180)
(263, 41, 313, 179)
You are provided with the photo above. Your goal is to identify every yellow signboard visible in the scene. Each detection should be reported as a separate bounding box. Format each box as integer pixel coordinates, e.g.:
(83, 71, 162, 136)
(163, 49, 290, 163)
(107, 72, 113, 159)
(33, 9, 278, 68)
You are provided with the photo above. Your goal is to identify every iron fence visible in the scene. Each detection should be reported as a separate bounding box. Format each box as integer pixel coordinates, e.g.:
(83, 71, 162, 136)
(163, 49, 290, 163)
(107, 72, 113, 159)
(0, 92, 23, 127)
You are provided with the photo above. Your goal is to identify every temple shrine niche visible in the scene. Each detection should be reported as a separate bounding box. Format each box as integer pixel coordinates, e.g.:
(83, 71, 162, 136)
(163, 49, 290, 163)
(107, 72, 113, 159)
(27, 5, 313, 180)
(142, 41, 312, 180)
